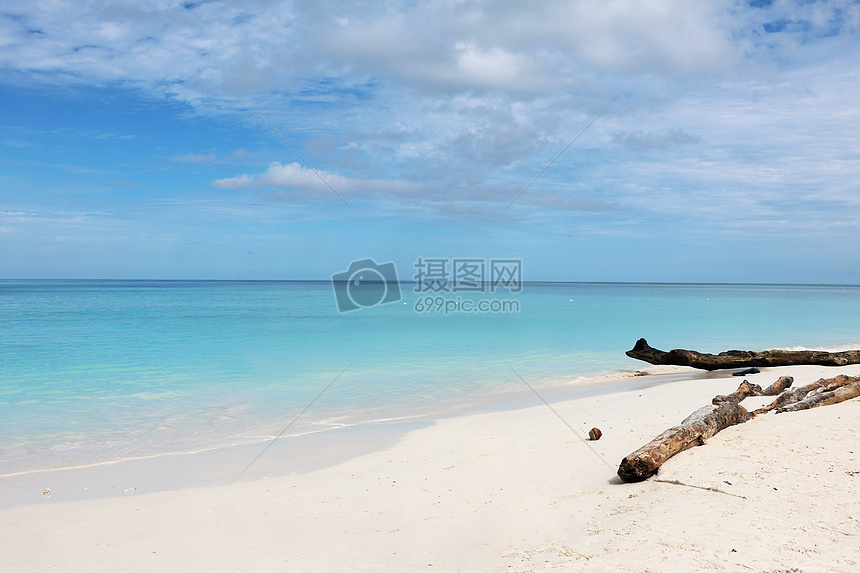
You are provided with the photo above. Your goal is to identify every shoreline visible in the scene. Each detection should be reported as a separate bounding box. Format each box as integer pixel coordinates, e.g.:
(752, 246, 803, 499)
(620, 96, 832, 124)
(3, 347, 848, 485)
(0, 365, 707, 496)
(3, 363, 860, 570)
(0, 364, 701, 510)
(5, 365, 860, 573)
(0, 360, 850, 510)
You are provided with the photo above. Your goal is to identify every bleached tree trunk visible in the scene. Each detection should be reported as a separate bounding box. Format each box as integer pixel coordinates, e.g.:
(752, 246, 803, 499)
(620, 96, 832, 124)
(617, 402, 752, 483)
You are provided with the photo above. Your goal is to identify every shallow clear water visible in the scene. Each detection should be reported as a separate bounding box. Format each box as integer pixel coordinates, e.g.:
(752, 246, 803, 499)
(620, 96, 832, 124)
(2, 280, 860, 474)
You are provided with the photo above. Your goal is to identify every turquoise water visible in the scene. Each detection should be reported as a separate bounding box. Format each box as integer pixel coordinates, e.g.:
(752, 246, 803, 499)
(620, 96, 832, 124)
(2, 280, 860, 474)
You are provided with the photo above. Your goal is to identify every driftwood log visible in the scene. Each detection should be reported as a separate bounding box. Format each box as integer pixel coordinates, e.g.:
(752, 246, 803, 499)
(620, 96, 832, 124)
(626, 338, 860, 371)
(754, 374, 860, 414)
(618, 374, 860, 482)
(712, 375, 793, 404)
(779, 378, 860, 412)
(617, 402, 752, 483)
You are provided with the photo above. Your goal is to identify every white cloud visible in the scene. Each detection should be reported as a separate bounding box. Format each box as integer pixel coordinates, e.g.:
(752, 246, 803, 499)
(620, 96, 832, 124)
(212, 173, 255, 190)
(257, 162, 347, 190)
(2, 0, 833, 105)
(450, 42, 542, 91)
(214, 162, 345, 191)
(212, 161, 421, 197)
(4, 0, 860, 231)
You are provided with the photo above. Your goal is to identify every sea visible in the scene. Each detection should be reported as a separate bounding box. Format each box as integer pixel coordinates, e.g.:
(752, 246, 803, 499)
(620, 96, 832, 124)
(2, 279, 860, 477)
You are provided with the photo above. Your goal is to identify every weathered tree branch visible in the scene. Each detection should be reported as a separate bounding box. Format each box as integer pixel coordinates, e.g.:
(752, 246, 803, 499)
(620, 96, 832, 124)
(626, 338, 860, 371)
(712, 380, 761, 404)
(779, 379, 860, 413)
(711, 375, 795, 405)
(753, 374, 860, 414)
(761, 376, 795, 397)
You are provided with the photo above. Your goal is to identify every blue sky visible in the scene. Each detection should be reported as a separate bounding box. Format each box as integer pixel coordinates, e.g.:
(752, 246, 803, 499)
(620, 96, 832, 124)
(1, 0, 859, 282)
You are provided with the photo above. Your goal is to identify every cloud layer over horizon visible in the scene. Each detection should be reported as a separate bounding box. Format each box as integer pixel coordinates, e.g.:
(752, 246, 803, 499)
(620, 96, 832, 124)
(2, 0, 860, 281)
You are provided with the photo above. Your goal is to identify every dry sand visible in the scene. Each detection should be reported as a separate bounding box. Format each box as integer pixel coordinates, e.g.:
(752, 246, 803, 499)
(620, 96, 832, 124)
(2, 365, 859, 572)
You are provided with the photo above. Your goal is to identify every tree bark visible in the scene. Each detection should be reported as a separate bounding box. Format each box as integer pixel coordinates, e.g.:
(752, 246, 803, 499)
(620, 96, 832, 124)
(761, 375, 795, 397)
(617, 401, 753, 483)
(626, 338, 860, 371)
(777, 378, 860, 412)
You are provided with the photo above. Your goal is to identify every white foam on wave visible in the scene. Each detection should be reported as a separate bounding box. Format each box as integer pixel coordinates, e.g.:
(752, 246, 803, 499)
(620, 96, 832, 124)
(776, 342, 860, 353)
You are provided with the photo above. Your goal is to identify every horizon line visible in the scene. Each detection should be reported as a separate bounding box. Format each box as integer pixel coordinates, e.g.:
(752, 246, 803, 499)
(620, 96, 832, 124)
(2, 278, 859, 288)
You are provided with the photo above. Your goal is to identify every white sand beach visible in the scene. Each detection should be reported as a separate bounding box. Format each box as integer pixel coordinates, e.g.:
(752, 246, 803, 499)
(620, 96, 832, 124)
(2, 364, 859, 572)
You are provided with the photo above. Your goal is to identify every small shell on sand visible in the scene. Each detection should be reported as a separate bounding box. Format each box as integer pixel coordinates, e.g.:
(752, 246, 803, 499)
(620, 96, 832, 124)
(42, 489, 51, 498)
(588, 428, 602, 441)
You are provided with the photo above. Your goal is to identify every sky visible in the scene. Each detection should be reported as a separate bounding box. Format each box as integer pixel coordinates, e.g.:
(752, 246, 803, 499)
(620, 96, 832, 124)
(1, 0, 859, 282)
